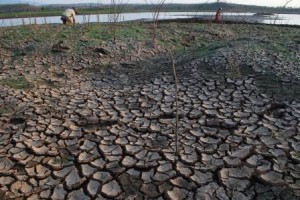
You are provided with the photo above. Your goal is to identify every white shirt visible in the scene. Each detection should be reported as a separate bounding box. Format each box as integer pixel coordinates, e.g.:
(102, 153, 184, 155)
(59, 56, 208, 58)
(62, 9, 76, 18)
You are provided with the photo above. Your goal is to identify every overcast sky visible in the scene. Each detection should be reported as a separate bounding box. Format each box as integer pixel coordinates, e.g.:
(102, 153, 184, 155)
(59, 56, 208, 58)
(30, 0, 300, 7)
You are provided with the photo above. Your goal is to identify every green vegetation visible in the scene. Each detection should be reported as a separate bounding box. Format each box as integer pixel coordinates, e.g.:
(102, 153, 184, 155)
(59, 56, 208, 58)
(35, 78, 58, 88)
(0, 107, 10, 115)
(0, 77, 33, 89)
(194, 41, 229, 57)
(88, 25, 112, 41)
(296, 180, 300, 187)
(0, 22, 299, 82)
(1, 22, 298, 62)
(118, 24, 146, 40)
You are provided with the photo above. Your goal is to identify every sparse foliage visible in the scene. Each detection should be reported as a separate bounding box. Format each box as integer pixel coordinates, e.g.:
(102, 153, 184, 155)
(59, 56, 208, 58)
(108, 0, 127, 43)
(145, 0, 166, 48)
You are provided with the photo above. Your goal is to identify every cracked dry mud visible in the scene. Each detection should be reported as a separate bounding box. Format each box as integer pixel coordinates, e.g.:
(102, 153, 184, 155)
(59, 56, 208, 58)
(0, 23, 300, 200)
(1, 59, 300, 199)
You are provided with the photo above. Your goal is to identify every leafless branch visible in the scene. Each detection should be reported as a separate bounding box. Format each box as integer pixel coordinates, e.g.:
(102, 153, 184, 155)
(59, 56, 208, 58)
(145, 0, 166, 48)
(108, 0, 128, 43)
(170, 52, 179, 155)
(283, 0, 293, 8)
(274, 0, 294, 24)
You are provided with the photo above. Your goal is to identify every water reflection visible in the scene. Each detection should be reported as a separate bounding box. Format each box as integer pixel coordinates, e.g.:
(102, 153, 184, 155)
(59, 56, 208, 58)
(0, 12, 299, 27)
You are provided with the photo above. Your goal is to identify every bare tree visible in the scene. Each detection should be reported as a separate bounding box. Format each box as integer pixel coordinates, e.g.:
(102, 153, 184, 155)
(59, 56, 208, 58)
(96, 0, 102, 24)
(108, 0, 127, 44)
(145, 0, 166, 48)
(170, 52, 179, 155)
(273, 0, 293, 24)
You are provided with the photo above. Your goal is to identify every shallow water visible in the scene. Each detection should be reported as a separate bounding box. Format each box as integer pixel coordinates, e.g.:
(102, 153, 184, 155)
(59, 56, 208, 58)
(0, 12, 299, 27)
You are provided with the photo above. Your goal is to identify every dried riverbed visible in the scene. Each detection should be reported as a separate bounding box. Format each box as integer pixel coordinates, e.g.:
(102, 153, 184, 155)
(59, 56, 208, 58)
(0, 22, 300, 199)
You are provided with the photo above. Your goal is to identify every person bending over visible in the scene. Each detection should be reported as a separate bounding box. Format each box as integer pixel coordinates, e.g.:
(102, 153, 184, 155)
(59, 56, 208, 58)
(61, 8, 78, 25)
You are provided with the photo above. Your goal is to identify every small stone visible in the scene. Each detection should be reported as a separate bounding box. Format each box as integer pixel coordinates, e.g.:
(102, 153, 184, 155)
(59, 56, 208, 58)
(180, 152, 198, 164)
(31, 145, 49, 155)
(259, 171, 286, 186)
(222, 177, 250, 191)
(140, 183, 160, 198)
(141, 169, 154, 183)
(78, 149, 100, 163)
(260, 136, 279, 146)
(246, 155, 263, 167)
(230, 145, 253, 159)
(40, 189, 51, 199)
(170, 176, 196, 190)
(125, 145, 142, 155)
(232, 191, 249, 200)
(51, 184, 67, 200)
(91, 158, 106, 169)
(220, 167, 254, 179)
(80, 140, 96, 151)
(0, 176, 15, 185)
(67, 188, 90, 200)
(195, 182, 228, 200)
(0, 158, 14, 173)
(224, 156, 242, 167)
(11, 181, 32, 194)
(53, 166, 74, 179)
(121, 156, 136, 167)
(190, 129, 204, 137)
(253, 127, 270, 136)
(256, 160, 271, 174)
(81, 164, 97, 177)
(36, 164, 51, 179)
(101, 180, 122, 198)
(167, 187, 192, 200)
(153, 172, 169, 182)
(65, 168, 82, 190)
(176, 162, 192, 177)
(93, 172, 113, 183)
(87, 180, 101, 197)
(191, 171, 213, 185)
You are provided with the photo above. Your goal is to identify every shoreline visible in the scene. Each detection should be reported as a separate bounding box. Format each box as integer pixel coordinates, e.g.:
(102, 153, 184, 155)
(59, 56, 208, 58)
(0, 11, 299, 26)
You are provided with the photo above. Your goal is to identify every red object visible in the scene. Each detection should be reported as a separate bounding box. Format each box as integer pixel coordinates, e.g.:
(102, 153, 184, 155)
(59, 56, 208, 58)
(215, 10, 221, 22)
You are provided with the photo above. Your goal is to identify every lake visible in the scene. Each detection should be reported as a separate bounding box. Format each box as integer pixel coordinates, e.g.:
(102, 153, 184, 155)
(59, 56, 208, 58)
(0, 12, 299, 27)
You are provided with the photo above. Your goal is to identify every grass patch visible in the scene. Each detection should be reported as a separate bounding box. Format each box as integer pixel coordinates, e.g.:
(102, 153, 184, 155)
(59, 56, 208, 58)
(87, 24, 147, 42)
(85, 63, 114, 73)
(193, 41, 228, 57)
(0, 77, 33, 89)
(0, 107, 9, 115)
(87, 24, 111, 41)
(35, 78, 58, 88)
(118, 24, 146, 40)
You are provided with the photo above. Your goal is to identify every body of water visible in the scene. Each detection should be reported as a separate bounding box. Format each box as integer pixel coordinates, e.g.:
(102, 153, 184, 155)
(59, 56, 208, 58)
(0, 12, 299, 27)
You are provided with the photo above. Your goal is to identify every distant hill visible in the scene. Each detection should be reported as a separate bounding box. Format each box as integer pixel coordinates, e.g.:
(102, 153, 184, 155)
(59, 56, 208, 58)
(125, 2, 300, 14)
(0, 0, 23, 4)
(45, 2, 300, 14)
(0, 4, 38, 13)
(0, 0, 41, 5)
(0, 2, 299, 17)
